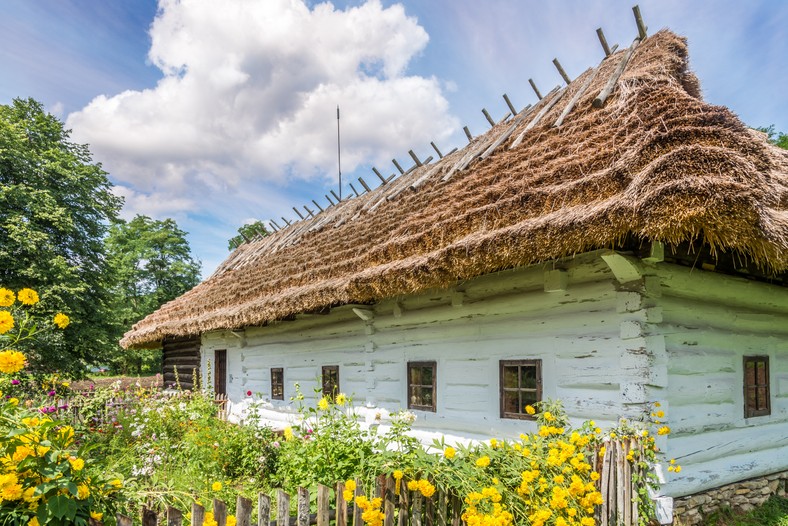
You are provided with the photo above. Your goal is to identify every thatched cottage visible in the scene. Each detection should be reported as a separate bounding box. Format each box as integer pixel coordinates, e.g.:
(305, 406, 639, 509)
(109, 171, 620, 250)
(122, 30, 788, 522)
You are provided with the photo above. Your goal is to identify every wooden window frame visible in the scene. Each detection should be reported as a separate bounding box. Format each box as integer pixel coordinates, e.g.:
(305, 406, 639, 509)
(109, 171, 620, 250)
(500, 359, 542, 420)
(322, 365, 339, 399)
(743, 356, 770, 418)
(407, 361, 437, 412)
(271, 367, 284, 401)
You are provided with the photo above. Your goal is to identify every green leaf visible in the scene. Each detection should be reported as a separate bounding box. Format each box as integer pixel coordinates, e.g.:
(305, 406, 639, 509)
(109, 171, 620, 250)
(46, 495, 77, 520)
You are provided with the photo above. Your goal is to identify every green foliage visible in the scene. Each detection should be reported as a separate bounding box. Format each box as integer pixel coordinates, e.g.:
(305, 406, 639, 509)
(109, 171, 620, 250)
(756, 125, 788, 150)
(228, 220, 269, 250)
(0, 99, 122, 375)
(104, 215, 201, 374)
(703, 496, 788, 526)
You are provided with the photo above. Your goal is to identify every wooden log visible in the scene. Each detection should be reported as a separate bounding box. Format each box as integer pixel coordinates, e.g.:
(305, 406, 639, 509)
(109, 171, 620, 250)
(349, 182, 361, 197)
(553, 58, 571, 84)
(372, 167, 387, 184)
(480, 106, 534, 160)
(509, 86, 564, 149)
(281, 217, 291, 226)
(384, 476, 395, 526)
(237, 496, 253, 526)
(502, 93, 517, 115)
(554, 66, 599, 127)
(430, 141, 443, 159)
(167, 506, 183, 526)
(330, 190, 341, 202)
(593, 38, 640, 108)
(303, 205, 315, 218)
(528, 78, 542, 99)
(117, 514, 134, 526)
(317, 485, 331, 526)
(375, 474, 385, 498)
(336, 482, 348, 526)
(311, 200, 324, 213)
(392, 158, 405, 174)
(408, 150, 423, 167)
(463, 126, 472, 142)
(358, 177, 372, 192)
(324, 194, 335, 206)
(633, 5, 647, 40)
(481, 108, 495, 127)
(496, 112, 511, 125)
(270, 219, 283, 230)
(292, 207, 305, 220)
(596, 28, 612, 57)
(142, 507, 157, 526)
(409, 162, 444, 191)
(214, 499, 227, 526)
(258, 493, 271, 526)
(298, 487, 310, 526)
(278, 490, 291, 526)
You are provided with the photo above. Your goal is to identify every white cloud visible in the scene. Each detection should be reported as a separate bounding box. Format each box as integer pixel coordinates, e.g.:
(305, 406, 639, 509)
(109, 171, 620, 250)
(67, 0, 457, 219)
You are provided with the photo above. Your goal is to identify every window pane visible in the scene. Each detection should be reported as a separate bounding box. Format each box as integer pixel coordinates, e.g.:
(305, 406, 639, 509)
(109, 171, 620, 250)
(521, 366, 537, 389)
(410, 366, 422, 385)
(757, 387, 768, 410)
(756, 361, 767, 384)
(420, 387, 433, 407)
(503, 390, 519, 414)
(421, 366, 433, 386)
(522, 391, 538, 410)
(746, 387, 757, 412)
(745, 361, 756, 385)
(503, 366, 518, 388)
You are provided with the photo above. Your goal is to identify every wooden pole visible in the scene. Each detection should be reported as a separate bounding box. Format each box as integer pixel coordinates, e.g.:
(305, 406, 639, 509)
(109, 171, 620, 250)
(166, 506, 183, 526)
(408, 149, 423, 167)
(633, 5, 648, 40)
(142, 507, 157, 526)
(352, 478, 362, 526)
(553, 58, 571, 84)
(258, 493, 272, 526)
(358, 177, 372, 192)
(292, 207, 305, 220)
(117, 514, 134, 526)
(277, 490, 291, 526)
(303, 205, 315, 218)
(329, 189, 340, 202)
(502, 93, 517, 115)
(311, 200, 324, 213)
(336, 481, 348, 526)
(554, 66, 598, 127)
(317, 485, 331, 526)
(237, 496, 253, 526)
(593, 38, 640, 108)
(481, 108, 495, 127)
(213, 499, 227, 526)
(325, 194, 335, 206)
(463, 126, 473, 142)
(430, 141, 443, 159)
(528, 78, 543, 99)
(384, 476, 395, 526)
(392, 159, 405, 174)
(596, 28, 612, 57)
(297, 487, 310, 526)
(349, 182, 361, 197)
(372, 167, 387, 184)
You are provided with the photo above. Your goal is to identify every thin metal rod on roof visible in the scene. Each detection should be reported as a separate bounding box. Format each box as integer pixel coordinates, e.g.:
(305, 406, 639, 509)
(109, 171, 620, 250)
(292, 207, 305, 220)
(482, 108, 496, 127)
(270, 219, 282, 230)
(633, 5, 648, 40)
(281, 217, 292, 226)
(431, 141, 444, 159)
(325, 194, 335, 206)
(596, 28, 612, 57)
(303, 205, 315, 218)
(372, 167, 387, 184)
(330, 189, 341, 202)
(311, 199, 324, 213)
(392, 158, 405, 174)
(593, 38, 640, 108)
(337, 105, 342, 200)
(529, 79, 543, 100)
(349, 182, 361, 197)
(503, 94, 517, 115)
(553, 58, 572, 84)
(358, 177, 372, 192)
(463, 126, 473, 142)
(408, 150, 423, 167)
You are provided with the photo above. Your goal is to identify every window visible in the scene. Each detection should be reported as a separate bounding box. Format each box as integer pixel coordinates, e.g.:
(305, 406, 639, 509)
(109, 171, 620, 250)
(744, 356, 770, 418)
(322, 365, 339, 398)
(408, 362, 436, 412)
(271, 368, 284, 400)
(500, 360, 542, 419)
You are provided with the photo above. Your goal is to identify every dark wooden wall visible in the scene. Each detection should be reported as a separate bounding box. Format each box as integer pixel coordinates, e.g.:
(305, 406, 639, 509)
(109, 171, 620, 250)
(162, 336, 201, 390)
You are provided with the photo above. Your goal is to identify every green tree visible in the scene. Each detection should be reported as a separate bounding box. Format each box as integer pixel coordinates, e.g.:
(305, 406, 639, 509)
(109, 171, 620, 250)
(757, 125, 788, 150)
(105, 214, 201, 374)
(0, 98, 122, 375)
(228, 219, 269, 249)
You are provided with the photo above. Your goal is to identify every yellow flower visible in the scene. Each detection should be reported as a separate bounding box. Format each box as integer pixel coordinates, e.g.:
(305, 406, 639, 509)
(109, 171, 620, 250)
(343, 489, 354, 502)
(69, 456, 85, 471)
(490, 438, 498, 448)
(525, 405, 536, 415)
(212, 481, 223, 491)
(543, 411, 555, 422)
(581, 518, 596, 526)
(407, 480, 419, 491)
(654, 402, 661, 408)
(476, 456, 491, 468)
(8, 397, 19, 406)
(0, 288, 14, 307)
(0, 311, 15, 335)
(417, 479, 436, 498)
(203, 512, 218, 526)
(590, 472, 600, 481)
(17, 288, 39, 306)
(58, 426, 75, 445)
(0, 349, 25, 373)
(392, 470, 403, 480)
(1, 483, 23, 501)
(109, 479, 122, 488)
(28, 517, 40, 526)
(658, 426, 671, 436)
(53, 313, 70, 329)
(656, 410, 665, 418)
(345, 479, 356, 492)
(283, 426, 294, 441)
(90, 512, 103, 521)
(227, 515, 237, 526)
(318, 397, 329, 411)
(444, 447, 456, 459)
(77, 484, 90, 499)
(335, 393, 347, 406)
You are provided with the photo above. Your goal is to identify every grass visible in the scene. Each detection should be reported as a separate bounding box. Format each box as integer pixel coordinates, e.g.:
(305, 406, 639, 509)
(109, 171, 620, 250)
(702, 496, 788, 526)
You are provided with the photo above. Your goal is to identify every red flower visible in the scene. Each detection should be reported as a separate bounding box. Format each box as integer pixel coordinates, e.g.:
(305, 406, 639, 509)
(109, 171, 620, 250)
(246, 390, 252, 397)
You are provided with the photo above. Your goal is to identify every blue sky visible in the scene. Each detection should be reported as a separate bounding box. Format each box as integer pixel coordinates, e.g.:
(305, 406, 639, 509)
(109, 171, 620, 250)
(2, 0, 787, 277)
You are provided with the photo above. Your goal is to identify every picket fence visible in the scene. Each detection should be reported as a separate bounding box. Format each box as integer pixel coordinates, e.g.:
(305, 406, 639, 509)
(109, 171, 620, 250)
(88, 437, 646, 526)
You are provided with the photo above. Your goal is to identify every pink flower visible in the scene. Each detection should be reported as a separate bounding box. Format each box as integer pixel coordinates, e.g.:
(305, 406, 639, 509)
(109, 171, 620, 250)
(246, 390, 252, 396)
(11, 379, 20, 385)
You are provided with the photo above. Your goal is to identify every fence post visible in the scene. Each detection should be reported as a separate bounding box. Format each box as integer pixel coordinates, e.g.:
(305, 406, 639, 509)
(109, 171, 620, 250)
(191, 503, 205, 526)
(277, 489, 291, 526)
(412, 493, 423, 526)
(317, 484, 331, 526)
(383, 476, 395, 526)
(398, 481, 410, 526)
(142, 507, 158, 526)
(214, 499, 227, 526)
(167, 506, 183, 526)
(237, 496, 253, 526)
(297, 487, 310, 526)
(258, 493, 272, 526)
(450, 495, 461, 526)
(336, 481, 348, 526)
(352, 478, 362, 526)
(117, 514, 134, 526)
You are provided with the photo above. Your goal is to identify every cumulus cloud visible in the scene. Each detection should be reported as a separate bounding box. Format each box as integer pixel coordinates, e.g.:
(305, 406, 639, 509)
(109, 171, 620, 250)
(67, 0, 457, 219)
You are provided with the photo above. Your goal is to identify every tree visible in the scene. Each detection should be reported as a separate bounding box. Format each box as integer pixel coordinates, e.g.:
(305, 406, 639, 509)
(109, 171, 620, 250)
(228, 220, 269, 250)
(0, 98, 123, 375)
(757, 125, 788, 150)
(105, 215, 201, 374)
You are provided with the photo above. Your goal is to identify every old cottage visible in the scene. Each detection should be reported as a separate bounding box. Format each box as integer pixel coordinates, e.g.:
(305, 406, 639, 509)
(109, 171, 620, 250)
(121, 29, 788, 521)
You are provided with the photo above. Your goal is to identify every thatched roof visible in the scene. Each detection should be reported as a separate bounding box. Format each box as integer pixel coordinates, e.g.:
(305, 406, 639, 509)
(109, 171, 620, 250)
(121, 30, 788, 349)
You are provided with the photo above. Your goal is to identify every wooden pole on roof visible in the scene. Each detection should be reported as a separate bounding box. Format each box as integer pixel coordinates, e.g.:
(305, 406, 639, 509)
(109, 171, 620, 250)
(372, 167, 387, 184)
(408, 150, 423, 167)
(303, 205, 315, 217)
(358, 177, 372, 192)
(481, 108, 495, 127)
(552, 58, 572, 84)
(633, 5, 648, 40)
(596, 28, 612, 57)
(281, 217, 292, 226)
(349, 182, 361, 197)
(311, 199, 324, 212)
(529, 78, 543, 99)
(503, 93, 517, 115)
(554, 66, 598, 127)
(463, 126, 473, 142)
(270, 219, 282, 230)
(430, 141, 443, 159)
(392, 159, 405, 174)
(330, 189, 341, 202)
(325, 194, 335, 206)
(292, 207, 305, 220)
(593, 38, 640, 108)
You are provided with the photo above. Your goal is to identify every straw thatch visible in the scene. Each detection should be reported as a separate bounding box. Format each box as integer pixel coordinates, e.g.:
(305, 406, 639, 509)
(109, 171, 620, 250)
(121, 30, 788, 349)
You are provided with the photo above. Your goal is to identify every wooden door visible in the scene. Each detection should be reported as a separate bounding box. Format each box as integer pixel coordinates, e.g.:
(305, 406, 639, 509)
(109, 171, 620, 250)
(214, 350, 227, 395)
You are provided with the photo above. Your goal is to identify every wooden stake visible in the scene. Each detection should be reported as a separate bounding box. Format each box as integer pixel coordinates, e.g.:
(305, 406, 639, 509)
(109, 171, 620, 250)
(236, 496, 253, 526)
(502, 93, 517, 115)
(167, 506, 183, 526)
(297, 487, 310, 526)
(392, 159, 405, 174)
(552, 58, 571, 84)
(311, 199, 324, 212)
(317, 485, 331, 526)
(481, 108, 495, 127)
(277, 490, 290, 526)
(270, 219, 282, 230)
(463, 126, 473, 142)
(372, 167, 387, 184)
(408, 149, 423, 167)
(142, 507, 157, 526)
(596, 28, 612, 57)
(258, 493, 271, 526)
(633, 5, 648, 40)
(303, 205, 315, 218)
(213, 499, 227, 526)
(384, 476, 395, 526)
(281, 217, 291, 226)
(358, 177, 372, 192)
(336, 482, 348, 526)
(510, 86, 564, 149)
(117, 515, 133, 526)
(554, 66, 599, 127)
(593, 38, 640, 108)
(325, 194, 335, 206)
(349, 182, 360, 197)
(529, 78, 543, 99)
(292, 207, 305, 220)
(430, 141, 443, 159)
